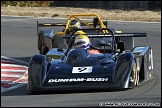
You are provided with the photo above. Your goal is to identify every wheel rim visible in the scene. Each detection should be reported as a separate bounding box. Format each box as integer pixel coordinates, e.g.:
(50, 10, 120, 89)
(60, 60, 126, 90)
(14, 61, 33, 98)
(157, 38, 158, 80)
(133, 61, 138, 86)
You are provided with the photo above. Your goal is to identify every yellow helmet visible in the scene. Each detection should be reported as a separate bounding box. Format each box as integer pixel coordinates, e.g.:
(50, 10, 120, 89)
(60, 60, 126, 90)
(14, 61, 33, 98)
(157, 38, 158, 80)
(69, 20, 81, 33)
(74, 30, 86, 35)
(74, 35, 90, 49)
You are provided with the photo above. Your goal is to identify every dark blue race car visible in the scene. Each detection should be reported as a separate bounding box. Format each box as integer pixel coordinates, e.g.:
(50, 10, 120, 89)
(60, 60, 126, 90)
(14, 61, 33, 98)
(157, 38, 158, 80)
(27, 28, 153, 93)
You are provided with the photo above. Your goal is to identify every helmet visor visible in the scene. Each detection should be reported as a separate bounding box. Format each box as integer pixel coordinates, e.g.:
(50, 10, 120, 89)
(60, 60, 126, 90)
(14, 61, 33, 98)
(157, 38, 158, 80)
(74, 41, 86, 46)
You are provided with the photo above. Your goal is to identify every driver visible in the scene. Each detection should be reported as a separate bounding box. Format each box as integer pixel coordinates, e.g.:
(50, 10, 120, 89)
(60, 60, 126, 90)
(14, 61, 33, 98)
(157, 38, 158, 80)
(68, 19, 87, 34)
(73, 34, 100, 55)
(68, 19, 81, 33)
(65, 19, 86, 44)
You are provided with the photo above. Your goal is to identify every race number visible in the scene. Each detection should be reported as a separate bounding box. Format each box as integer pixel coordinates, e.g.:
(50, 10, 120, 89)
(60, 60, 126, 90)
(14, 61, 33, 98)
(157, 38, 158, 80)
(72, 67, 93, 73)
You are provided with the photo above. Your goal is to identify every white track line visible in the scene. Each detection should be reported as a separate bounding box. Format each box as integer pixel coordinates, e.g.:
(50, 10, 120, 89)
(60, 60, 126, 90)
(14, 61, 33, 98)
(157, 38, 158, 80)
(1, 63, 27, 67)
(1, 69, 26, 72)
(1, 74, 23, 78)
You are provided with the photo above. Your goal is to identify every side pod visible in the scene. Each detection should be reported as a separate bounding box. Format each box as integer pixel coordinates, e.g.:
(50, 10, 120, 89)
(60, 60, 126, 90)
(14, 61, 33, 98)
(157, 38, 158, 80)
(114, 52, 134, 88)
(132, 46, 153, 82)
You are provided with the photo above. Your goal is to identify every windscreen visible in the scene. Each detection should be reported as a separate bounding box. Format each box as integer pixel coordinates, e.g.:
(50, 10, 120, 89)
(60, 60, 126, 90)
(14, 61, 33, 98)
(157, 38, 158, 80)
(65, 48, 104, 66)
(66, 48, 89, 66)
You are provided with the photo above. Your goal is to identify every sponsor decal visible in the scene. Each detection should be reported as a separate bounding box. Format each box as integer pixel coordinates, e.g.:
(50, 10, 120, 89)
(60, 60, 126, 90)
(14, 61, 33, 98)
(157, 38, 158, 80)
(48, 78, 108, 83)
(72, 66, 93, 73)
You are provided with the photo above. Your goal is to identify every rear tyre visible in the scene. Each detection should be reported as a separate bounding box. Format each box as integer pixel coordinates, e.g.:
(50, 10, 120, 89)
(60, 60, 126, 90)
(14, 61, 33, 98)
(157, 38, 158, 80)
(38, 32, 44, 54)
(38, 32, 49, 55)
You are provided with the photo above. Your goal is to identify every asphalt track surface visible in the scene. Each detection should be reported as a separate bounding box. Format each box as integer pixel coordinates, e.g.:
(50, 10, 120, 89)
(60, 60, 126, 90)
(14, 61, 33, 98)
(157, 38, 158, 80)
(1, 16, 161, 107)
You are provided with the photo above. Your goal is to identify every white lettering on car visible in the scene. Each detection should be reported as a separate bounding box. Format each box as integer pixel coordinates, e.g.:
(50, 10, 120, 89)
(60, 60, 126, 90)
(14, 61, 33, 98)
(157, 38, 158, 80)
(48, 78, 109, 83)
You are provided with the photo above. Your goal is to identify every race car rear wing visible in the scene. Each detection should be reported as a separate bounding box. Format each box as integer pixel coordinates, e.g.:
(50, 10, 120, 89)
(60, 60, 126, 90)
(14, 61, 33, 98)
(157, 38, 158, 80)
(37, 21, 107, 27)
(62, 32, 147, 38)
(61, 28, 146, 38)
(87, 33, 147, 38)
(37, 21, 66, 36)
(37, 20, 108, 36)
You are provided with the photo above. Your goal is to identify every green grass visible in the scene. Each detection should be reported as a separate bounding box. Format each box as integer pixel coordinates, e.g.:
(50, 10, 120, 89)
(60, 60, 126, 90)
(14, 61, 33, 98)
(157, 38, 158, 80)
(1, 1, 53, 7)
